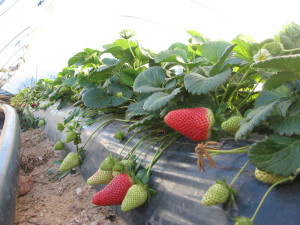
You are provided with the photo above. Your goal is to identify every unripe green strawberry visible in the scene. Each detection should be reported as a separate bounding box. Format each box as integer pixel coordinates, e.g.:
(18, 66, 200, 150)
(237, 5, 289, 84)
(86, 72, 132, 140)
(38, 119, 45, 127)
(221, 116, 243, 136)
(59, 152, 80, 172)
(234, 217, 253, 225)
(65, 131, 77, 143)
(121, 184, 148, 212)
(202, 183, 229, 206)
(39, 104, 47, 110)
(100, 156, 116, 171)
(87, 169, 113, 185)
(54, 139, 65, 150)
(57, 123, 64, 132)
(164, 107, 215, 142)
(254, 168, 286, 184)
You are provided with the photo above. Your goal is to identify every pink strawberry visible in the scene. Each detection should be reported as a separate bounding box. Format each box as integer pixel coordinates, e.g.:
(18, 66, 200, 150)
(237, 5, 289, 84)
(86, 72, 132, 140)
(164, 107, 215, 142)
(92, 174, 132, 206)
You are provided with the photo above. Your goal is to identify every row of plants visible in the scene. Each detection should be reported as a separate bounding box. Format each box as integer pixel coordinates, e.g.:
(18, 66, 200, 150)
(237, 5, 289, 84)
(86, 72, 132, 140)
(11, 23, 300, 224)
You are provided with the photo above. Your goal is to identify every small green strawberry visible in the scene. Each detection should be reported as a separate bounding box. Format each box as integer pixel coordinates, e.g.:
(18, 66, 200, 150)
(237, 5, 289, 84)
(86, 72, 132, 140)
(38, 119, 45, 127)
(59, 152, 80, 172)
(221, 116, 243, 136)
(234, 217, 253, 225)
(254, 168, 286, 184)
(65, 131, 77, 143)
(114, 129, 125, 142)
(202, 183, 229, 206)
(54, 139, 65, 150)
(87, 169, 113, 185)
(39, 104, 47, 110)
(57, 123, 65, 133)
(121, 184, 148, 211)
(100, 156, 116, 171)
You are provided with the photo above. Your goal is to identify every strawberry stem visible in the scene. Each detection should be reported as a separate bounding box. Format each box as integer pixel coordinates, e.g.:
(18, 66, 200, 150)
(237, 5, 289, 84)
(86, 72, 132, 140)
(229, 160, 250, 187)
(206, 145, 250, 155)
(250, 176, 296, 223)
(82, 118, 117, 149)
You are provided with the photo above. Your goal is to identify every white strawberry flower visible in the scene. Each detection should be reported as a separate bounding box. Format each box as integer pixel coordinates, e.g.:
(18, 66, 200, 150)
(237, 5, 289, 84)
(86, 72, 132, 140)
(253, 49, 271, 62)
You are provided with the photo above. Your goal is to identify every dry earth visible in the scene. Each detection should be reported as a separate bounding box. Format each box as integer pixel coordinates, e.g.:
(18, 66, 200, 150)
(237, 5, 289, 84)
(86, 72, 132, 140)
(15, 128, 126, 225)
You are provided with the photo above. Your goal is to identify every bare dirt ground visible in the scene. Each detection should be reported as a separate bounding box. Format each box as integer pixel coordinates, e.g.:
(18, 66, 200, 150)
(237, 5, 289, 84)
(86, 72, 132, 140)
(15, 128, 126, 225)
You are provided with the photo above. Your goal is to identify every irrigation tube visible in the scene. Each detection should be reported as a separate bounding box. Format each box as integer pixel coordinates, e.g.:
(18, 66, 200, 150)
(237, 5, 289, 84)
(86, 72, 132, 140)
(0, 104, 20, 225)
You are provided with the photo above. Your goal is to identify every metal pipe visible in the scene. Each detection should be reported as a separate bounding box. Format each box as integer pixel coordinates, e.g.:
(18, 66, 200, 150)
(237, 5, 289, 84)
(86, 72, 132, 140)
(0, 104, 20, 225)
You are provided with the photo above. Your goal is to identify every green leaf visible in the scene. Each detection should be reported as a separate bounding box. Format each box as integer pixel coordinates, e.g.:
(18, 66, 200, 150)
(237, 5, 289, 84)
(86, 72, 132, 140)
(62, 77, 77, 87)
(85, 52, 101, 65)
(108, 82, 133, 107)
(101, 58, 118, 66)
(83, 88, 111, 108)
(68, 51, 86, 66)
(254, 55, 300, 76)
(143, 88, 181, 111)
(232, 38, 254, 62)
(113, 39, 137, 50)
(235, 101, 278, 139)
(202, 41, 231, 63)
(263, 72, 298, 90)
(125, 99, 149, 120)
(133, 66, 167, 93)
(210, 44, 236, 76)
(249, 135, 300, 176)
(269, 116, 300, 136)
(89, 65, 116, 82)
(78, 76, 95, 88)
(185, 68, 231, 95)
(120, 68, 139, 87)
(64, 108, 80, 124)
(187, 30, 206, 43)
(154, 49, 188, 64)
(57, 98, 69, 110)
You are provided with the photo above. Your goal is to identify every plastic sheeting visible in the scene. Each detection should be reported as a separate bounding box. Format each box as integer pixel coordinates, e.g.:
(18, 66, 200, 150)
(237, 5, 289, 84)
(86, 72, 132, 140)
(32, 103, 300, 225)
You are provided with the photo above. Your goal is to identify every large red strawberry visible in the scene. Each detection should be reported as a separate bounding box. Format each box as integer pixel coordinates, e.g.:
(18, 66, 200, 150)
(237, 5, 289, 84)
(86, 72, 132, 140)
(164, 107, 215, 142)
(92, 173, 132, 206)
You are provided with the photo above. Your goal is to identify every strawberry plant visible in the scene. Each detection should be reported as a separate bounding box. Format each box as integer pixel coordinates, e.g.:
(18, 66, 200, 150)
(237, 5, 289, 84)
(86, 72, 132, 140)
(11, 23, 300, 224)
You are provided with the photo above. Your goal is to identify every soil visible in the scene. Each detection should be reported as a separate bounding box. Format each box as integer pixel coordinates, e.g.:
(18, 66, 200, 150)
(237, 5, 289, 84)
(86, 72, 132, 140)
(15, 128, 126, 225)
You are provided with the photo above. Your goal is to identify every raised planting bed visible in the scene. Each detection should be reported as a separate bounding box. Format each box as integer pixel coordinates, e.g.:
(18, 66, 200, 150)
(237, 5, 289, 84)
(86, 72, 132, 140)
(0, 104, 20, 225)
(31, 103, 300, 225)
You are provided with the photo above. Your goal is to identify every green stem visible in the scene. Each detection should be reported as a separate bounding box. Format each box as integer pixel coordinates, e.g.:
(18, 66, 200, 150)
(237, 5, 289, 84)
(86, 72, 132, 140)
(236, 77, 263, 110)
(229, 160, 250, 187)
(221, 68, 242, 103)
(227, 66, 253, 105)
(250, 176, 295, 222)
(82, 119, 115, 149)
(135, 137, 161, 159)
(116, 128, 146, 160)
(206, 146, 250, 155)
(124, 131, 155, 160)
(146, 134, 180, 176)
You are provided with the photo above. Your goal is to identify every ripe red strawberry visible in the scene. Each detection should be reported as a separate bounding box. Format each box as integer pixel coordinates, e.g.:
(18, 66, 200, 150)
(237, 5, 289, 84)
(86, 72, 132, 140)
(31, 103, 37, 108)
(164, 107, 215, 142)
(92, 174, 132, 206)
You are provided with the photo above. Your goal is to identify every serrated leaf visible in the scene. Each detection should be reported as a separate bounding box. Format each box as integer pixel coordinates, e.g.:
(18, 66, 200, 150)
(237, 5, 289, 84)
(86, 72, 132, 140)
(108, 82, 133, 107)
(68, 51, 86, 66)
(187, 30, 206, 43)
(57, 98, 69, 110)
(113, 39, 137, 50)
(143, 88, 181, 111)
(185, 68, 231, 95)
(202, 41, 231, 63)
(154, 49, 188, 64)
(85, 52, 101, 65)
(125, 99, 149, 120)
(263, 72, 298, 90)
(78, 76, 95, 88)
(83, 88, 111, 108)
(235, 101, 278, 139)
(62, 77, 77, 87)
(128, 115, 158, 132)
(249, 135, 300, 176)
(232, 38, 254, 62)
(102, 58, 118, 66)
(133, 66, 167, 93)
(120, 68, 139, 86)
(254, 55, 300, 76)
(269, 115, 300, 136)
(210, 44, 236, 76)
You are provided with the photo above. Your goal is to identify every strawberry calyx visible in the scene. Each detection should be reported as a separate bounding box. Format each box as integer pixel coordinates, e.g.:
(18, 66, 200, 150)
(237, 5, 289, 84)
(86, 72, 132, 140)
(216, 177, 237, 207)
